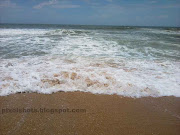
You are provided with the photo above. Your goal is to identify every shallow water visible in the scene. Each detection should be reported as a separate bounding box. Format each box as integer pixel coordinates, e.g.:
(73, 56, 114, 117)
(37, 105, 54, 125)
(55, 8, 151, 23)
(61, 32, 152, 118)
(0, 24, 180, 97)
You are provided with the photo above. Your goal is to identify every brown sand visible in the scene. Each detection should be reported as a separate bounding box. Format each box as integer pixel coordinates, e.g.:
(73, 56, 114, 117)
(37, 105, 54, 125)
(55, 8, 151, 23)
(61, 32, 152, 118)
(0, 92, 180, 135)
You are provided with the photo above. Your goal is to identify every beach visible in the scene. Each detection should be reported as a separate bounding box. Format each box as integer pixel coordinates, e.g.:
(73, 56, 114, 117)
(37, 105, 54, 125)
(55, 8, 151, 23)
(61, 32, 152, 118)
(0, 24, 180, 135)
(0, 0, 180, 134)
(0, 92, 180, 135)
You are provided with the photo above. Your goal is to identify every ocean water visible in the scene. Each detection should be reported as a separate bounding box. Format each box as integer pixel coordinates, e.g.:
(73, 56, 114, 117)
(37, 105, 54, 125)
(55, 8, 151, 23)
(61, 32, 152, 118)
(0, 24, 180, 97)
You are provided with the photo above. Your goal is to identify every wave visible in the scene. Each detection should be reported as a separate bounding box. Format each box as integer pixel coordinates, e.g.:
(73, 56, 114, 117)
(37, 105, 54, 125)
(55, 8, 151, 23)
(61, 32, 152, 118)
(140, 28, 180, 35)
(0, 28, 179, 60)
(0, 27, 180, 97)
(0, 29, 47, 36)
(44, 29, 91, 36)
(0, 56, 180, 97)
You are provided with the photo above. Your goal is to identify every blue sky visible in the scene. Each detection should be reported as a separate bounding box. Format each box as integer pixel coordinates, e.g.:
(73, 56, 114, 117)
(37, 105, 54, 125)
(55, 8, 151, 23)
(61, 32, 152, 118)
(0, 0, 180, 26)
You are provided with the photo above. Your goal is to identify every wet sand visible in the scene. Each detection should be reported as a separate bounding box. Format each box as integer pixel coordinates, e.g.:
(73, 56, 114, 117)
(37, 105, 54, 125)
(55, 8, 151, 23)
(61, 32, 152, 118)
(0, 92, 180, 135)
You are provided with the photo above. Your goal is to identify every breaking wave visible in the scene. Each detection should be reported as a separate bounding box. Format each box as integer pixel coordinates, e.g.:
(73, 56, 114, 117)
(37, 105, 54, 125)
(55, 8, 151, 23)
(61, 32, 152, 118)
(0, 26, 180, 97)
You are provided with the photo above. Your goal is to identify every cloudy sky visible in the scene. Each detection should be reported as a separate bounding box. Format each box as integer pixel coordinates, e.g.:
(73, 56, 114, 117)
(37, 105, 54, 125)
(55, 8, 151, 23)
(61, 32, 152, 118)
(0, 0, 180, 26)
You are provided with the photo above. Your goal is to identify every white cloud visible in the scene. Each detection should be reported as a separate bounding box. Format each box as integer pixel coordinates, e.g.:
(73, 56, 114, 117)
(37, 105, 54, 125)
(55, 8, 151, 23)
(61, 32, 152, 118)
(0, 0, 17, 8)
(149, 1, 157, 4)
(33, 0, 80, 9)
(33, 0, 57, 9)
(52, 4, 80, 9)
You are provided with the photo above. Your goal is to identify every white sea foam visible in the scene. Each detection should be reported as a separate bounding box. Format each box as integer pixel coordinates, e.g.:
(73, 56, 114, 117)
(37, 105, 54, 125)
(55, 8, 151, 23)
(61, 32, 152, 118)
(0, 56, 180, 97)
(140, 28, 180, 35)
(0, 29, 48, 36)
(0, 28, 180, 97)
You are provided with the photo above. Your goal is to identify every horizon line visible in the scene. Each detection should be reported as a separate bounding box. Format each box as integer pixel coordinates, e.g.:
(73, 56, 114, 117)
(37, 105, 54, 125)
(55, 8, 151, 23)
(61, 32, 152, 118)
(0, 23, 180, 28)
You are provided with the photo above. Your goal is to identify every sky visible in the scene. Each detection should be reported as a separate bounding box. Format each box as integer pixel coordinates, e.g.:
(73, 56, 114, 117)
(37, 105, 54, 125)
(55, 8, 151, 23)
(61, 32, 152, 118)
(0, 0, 180, 26)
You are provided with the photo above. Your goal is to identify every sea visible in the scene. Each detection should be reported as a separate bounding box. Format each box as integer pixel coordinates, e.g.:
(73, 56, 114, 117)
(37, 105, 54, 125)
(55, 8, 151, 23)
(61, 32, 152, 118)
(0, 24, 180, 97)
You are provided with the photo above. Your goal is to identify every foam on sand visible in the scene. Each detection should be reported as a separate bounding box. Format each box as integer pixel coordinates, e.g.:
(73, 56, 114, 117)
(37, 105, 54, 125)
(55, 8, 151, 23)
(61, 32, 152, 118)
(0, 56, 179, 97)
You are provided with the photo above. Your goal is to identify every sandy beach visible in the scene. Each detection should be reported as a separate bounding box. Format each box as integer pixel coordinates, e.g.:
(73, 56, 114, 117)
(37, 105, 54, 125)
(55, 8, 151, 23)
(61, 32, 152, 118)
(1, 0, 180, 134)
(0, 92, 180, 135)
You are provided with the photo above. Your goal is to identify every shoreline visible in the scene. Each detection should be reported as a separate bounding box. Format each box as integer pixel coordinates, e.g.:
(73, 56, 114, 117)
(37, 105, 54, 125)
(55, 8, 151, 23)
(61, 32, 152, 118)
(0, 91, 180, 135)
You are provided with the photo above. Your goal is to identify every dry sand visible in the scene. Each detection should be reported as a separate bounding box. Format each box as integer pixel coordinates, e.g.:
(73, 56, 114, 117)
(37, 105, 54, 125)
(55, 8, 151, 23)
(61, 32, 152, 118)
(0, 92, 180, 135)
